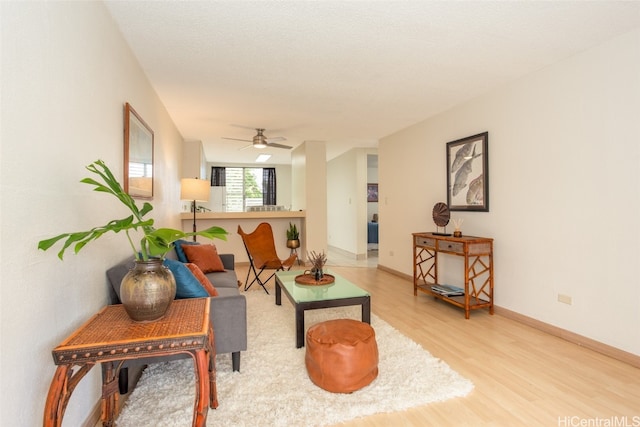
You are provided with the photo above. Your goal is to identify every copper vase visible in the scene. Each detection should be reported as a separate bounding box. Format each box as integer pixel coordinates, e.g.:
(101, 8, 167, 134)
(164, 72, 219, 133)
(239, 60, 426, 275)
(120, 259, 176, 322)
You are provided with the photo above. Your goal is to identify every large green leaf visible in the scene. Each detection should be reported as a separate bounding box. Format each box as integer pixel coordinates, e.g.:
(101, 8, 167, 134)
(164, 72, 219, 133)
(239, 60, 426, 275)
(38, 160, 229, 261)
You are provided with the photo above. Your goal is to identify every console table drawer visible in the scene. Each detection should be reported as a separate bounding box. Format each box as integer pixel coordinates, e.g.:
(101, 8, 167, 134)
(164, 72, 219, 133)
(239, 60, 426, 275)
(468, 242, 492, 255)
(415, 236, 435, 248)
(438, 241, 464, 254)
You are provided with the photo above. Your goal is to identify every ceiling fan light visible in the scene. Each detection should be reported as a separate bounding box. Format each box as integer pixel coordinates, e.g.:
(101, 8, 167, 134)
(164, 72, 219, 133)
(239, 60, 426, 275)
(253, 135, 267, 148)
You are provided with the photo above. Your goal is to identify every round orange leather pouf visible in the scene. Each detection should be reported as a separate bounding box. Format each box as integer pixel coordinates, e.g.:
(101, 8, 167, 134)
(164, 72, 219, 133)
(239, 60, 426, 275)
(305, 319, 378, 393)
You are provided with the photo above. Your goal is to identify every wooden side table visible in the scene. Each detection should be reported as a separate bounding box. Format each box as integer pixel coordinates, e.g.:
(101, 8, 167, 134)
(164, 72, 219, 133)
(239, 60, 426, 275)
(413, 232, 494, 319)
(43, 298, 217, 427)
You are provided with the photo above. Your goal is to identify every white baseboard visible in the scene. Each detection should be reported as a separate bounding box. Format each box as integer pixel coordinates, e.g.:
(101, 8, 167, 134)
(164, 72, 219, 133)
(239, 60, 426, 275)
(495, 306, 640, 369)
(81, 399, 101, 427)
(327, 245, 367, 260)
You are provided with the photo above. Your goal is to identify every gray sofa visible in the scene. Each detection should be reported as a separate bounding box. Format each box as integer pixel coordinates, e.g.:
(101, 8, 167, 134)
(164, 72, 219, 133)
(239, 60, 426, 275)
(106, 250, 247, 392)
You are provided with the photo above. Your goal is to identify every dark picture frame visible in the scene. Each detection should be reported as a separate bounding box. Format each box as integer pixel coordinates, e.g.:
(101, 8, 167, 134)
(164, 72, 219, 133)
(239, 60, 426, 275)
(124, 103, 154, 199)
(446, 132, 488, 211)
(367, 183, 378, 202)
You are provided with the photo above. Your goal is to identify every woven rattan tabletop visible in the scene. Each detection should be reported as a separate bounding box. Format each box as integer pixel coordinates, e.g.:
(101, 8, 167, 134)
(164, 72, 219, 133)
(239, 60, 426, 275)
(52, 298, 210, 362)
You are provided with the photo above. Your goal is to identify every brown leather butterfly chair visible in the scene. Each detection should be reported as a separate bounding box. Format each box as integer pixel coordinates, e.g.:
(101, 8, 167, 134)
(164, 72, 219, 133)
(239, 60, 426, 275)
(238, 222, 297, 293)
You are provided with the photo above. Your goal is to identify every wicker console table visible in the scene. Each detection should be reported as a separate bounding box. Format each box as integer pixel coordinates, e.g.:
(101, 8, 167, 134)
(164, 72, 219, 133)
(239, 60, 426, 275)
(43, 298, 217, 427)
(413, 232, 494, 319)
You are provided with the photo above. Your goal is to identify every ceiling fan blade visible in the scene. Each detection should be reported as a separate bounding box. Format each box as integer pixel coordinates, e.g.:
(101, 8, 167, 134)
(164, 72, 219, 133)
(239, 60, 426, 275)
(230, 124, 260, 131)
(223, 137, 252, 142)
(238, 144, 254, 150)
(266, 136, 286, 143)
(267, 142, 292, 149)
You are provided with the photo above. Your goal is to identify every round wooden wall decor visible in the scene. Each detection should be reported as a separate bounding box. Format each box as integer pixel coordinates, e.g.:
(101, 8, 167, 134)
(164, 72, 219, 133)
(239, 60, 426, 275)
(432, 202, 450, 227)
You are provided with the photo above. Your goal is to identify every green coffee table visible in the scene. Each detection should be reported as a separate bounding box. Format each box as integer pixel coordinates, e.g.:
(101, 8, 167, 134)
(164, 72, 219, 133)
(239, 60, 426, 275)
(275, 270, 371, 348)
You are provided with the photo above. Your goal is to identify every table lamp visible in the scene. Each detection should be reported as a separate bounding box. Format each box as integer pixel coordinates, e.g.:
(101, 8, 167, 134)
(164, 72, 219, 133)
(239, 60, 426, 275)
(180, 178, 210, 241)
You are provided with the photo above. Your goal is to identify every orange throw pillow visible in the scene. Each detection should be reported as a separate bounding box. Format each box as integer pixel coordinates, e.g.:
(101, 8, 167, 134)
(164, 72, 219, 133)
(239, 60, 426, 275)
(182, 244, 226, 273)
(185, 263, 219, 297)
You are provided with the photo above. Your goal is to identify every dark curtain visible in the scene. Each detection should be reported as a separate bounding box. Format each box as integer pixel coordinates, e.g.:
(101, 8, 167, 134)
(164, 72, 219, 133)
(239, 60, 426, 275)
(262, 168, 276, 205)
(211, 167, 226, 186)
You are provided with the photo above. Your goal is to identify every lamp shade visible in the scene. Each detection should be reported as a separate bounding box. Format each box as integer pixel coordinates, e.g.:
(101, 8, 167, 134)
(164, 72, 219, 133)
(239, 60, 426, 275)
(180, 178, 210, 202)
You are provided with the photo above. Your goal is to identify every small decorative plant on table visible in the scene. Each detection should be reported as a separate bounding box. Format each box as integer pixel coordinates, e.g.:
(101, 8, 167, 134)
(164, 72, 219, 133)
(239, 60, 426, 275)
(308, 250, 327, 281)
(295, 250, 334, 285)
(38, 160, 228, 321)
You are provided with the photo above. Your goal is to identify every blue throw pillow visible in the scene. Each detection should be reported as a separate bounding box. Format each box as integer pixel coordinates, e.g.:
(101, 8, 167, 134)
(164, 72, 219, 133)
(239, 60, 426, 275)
(163, 258, 208, 299)
(174, 239, 199, 263)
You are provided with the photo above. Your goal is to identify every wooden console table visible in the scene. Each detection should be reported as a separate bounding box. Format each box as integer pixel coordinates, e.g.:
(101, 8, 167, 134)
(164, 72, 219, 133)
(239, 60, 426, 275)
(43, 298, 217, 427)
(413, 232, 494, 319)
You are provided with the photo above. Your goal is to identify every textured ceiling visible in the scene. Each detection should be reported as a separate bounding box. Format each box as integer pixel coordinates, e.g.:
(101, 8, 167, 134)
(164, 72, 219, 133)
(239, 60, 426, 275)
(105, 1, 640, 165)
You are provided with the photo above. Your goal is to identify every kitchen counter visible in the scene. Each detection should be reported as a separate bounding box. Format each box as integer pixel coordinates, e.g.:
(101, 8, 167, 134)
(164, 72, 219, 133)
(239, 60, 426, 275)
(181, 211, 307, 264)
(180, 210, 305, 220)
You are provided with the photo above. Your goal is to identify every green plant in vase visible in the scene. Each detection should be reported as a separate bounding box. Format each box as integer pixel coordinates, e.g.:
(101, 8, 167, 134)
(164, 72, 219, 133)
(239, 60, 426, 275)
(286, 222, 300, 249)
(38, 160, 227, 260)
(38, 160, 228, 321)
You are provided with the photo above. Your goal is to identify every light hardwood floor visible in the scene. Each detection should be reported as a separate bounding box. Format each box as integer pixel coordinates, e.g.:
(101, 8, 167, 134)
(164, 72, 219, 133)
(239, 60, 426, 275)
(238, 261, 640, 427)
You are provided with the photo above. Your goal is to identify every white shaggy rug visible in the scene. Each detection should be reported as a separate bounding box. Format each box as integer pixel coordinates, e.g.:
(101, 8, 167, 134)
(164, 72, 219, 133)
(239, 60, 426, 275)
(116, 291, 473, 426)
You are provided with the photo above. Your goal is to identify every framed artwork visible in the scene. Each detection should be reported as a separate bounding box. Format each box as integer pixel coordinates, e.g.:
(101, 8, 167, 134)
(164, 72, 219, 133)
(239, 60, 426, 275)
(367, 183, 378, 202)
(124, 103, 154, 199)
(446, 132, 488, 211)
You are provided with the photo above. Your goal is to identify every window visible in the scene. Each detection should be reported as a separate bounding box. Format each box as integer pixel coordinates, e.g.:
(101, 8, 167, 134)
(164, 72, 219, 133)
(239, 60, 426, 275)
(212, 166, 277, 212)
(128, 162, 152, 178)
(225, 167, 264, 212)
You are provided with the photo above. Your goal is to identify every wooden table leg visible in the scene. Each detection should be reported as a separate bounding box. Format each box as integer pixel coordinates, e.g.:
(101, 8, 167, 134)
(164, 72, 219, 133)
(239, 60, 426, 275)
(275, 281, 282, 305)
(362, 296, 371, 324)
(295, 305, 304, 348)
(43, 363, 93, 427)
(193, 349, 210, 427)
(100, 362, 120, 427)
(208, 327, 218, 409)
(43, 365, 70, 427)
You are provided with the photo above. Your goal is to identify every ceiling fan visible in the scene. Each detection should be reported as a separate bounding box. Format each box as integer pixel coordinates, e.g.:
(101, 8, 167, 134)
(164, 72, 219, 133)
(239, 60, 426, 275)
(223, 128, 292, 150)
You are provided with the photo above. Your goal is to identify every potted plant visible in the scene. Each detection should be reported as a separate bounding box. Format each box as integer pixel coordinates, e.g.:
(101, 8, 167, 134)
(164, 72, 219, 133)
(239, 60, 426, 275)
(38, 160, 228, 321)
(286, 222, 300, 249)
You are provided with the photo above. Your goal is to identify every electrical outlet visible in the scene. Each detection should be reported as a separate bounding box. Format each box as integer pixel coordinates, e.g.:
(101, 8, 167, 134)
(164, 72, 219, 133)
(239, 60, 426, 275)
(557, 294, 572, 305)
(389, 250, 394, 256)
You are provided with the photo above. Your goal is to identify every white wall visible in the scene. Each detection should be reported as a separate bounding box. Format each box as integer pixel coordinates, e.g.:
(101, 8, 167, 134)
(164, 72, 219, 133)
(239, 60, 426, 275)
(379, 29, 640, 356)
(183, 140, 207, 179)
(1, 2, 184, 425)
(328, 150, 360, 254)
(327, 148, 376, 258)
(292, 141, 328, 253)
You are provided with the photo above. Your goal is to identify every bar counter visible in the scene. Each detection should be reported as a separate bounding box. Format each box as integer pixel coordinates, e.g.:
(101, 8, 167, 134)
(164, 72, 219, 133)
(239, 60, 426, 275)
(180, 210, 306, 221)
(180, 210, 306, 264)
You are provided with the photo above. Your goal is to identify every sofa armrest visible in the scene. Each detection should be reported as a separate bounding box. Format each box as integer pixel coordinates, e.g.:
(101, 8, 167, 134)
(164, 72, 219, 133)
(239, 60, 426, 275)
(209, 294, 247, 354)
(106, 258, 135, 304)
(219, 253, 235, 271)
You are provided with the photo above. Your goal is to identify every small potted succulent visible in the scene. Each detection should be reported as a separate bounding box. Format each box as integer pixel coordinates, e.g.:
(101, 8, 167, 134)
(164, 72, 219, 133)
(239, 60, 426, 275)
(286, 222, 300, 249)
(38, 160, 228, 321)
